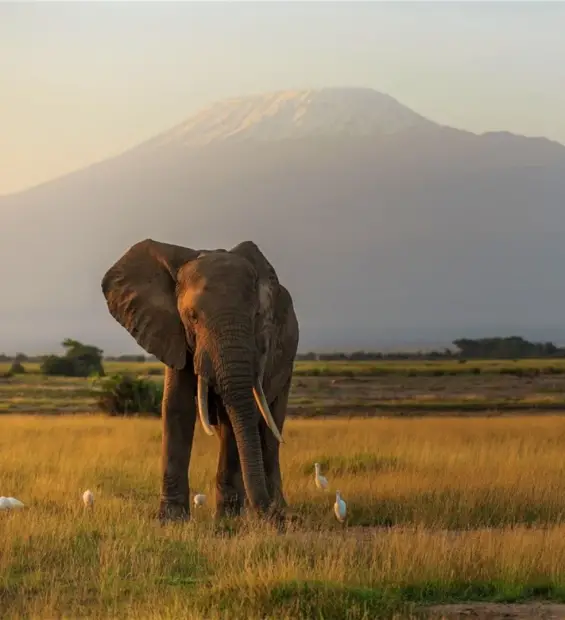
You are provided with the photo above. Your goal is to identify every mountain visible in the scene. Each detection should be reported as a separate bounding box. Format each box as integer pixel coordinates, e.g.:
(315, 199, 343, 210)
(1, 87, 565, 354)
(143, 88, 436, 147)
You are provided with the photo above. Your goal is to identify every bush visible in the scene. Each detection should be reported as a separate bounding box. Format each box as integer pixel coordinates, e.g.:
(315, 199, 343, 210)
(146, 367, 164, 376)
(41, 355, 78, 376)
(41, 338, 105, 377)
(9, 361, 26, 375)
(91, 373, 163, 416)
(543, 366, 565, 375)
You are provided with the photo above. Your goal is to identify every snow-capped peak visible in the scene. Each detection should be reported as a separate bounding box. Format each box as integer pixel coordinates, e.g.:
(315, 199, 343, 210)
(151, 87, 435, 148)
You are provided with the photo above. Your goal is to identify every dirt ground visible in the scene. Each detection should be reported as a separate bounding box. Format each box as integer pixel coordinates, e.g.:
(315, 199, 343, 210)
(291, 374, 565, 403)
(2, 369, 565, 415)
(422, 603, 565, 619)
(287, 374, 565, 415)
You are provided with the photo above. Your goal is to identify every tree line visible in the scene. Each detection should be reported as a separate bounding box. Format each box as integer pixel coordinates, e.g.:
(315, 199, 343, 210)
(2, 336, 565, 373)
(0, 351, 155, 365)
(297, 336, 565, 361)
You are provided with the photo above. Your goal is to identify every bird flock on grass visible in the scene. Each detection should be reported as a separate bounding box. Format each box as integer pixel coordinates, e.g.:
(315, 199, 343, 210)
(4, 467, 346, 525)
(314, 461, 348, 525)
(78, 489, 209, 511)
(4, 489, 208, 512)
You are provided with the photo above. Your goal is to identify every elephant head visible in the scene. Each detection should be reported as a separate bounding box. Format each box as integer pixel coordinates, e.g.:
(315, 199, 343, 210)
(101, 238, 282, 515)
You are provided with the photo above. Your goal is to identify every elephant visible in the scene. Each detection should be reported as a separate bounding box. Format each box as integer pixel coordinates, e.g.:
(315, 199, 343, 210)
(101, 238, 299, 523)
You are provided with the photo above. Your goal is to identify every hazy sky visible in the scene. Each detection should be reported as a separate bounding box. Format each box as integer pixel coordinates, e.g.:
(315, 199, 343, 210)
(1, 1, 564, 196)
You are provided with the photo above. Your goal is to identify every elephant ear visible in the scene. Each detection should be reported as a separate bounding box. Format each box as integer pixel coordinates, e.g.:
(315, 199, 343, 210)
(101, 238, 199, 369)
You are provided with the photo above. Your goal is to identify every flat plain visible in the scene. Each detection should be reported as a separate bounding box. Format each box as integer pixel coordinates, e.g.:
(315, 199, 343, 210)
(3, 358, 565, 416)
(2, 359, 565, 619)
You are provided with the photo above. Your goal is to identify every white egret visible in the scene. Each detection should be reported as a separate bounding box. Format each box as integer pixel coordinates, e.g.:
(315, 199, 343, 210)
(334, 490, 347, 524)
(0, 497, 11, 511)
(82, 489, 94, 508)
(193, 494, 207, 507)
(0, 496, 24, 511)
(6, 497, 24, 509)
(314, 462, 329, 490)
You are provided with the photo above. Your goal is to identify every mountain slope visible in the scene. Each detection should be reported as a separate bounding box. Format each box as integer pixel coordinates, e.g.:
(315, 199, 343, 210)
(143, 87, 437, 148)
(1, 88, 565, 354)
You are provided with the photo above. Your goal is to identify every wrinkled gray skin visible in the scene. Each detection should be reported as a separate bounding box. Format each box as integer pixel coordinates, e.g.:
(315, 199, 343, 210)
(101, 239, 299, 523)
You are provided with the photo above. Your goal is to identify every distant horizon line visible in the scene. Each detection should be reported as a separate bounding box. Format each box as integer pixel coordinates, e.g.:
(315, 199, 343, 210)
(4, 337, 565, 359)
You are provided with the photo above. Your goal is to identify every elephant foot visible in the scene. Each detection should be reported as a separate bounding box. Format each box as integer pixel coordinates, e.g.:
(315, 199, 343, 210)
(158, 501, 190, 525)
(212, 516, 242, 538)
(265, 502, 305, 533)
(215, 491, 244, 520)
(272, 494, 288, 511)
(258, 503, 287, 532)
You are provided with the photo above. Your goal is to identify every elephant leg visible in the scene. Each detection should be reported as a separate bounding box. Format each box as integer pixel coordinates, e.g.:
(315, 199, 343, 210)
(158, 365, 197, 524)
(260, 378, 291, 510)
(214, 398, 245, 519)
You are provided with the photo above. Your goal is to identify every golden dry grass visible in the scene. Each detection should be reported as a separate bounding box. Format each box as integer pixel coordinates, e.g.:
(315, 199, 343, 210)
(2, 415, 565, 619)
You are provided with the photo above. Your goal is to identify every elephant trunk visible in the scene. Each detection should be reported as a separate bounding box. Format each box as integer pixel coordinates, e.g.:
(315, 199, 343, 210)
(195, 319, 273, 516)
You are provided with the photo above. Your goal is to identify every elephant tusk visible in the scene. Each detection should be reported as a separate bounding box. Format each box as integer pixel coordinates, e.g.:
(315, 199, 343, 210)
(197, 375, 215, 437)
(253, 379, 284, 444)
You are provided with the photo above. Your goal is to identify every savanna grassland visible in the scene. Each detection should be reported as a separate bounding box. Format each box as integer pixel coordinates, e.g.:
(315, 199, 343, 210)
(2, 360, 565, 619)
(3, 358, 565, 416)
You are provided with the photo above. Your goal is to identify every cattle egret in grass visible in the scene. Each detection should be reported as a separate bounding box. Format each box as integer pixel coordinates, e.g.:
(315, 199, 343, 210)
(82, 490, 94, 508)
(334, 490, 347, 524)
(193, 494, 206, 507)
(0, 497, 12, 510)
(314, 462, 329, 490)
(6, 497, 24, 509)
(0, 497, 24, 511)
